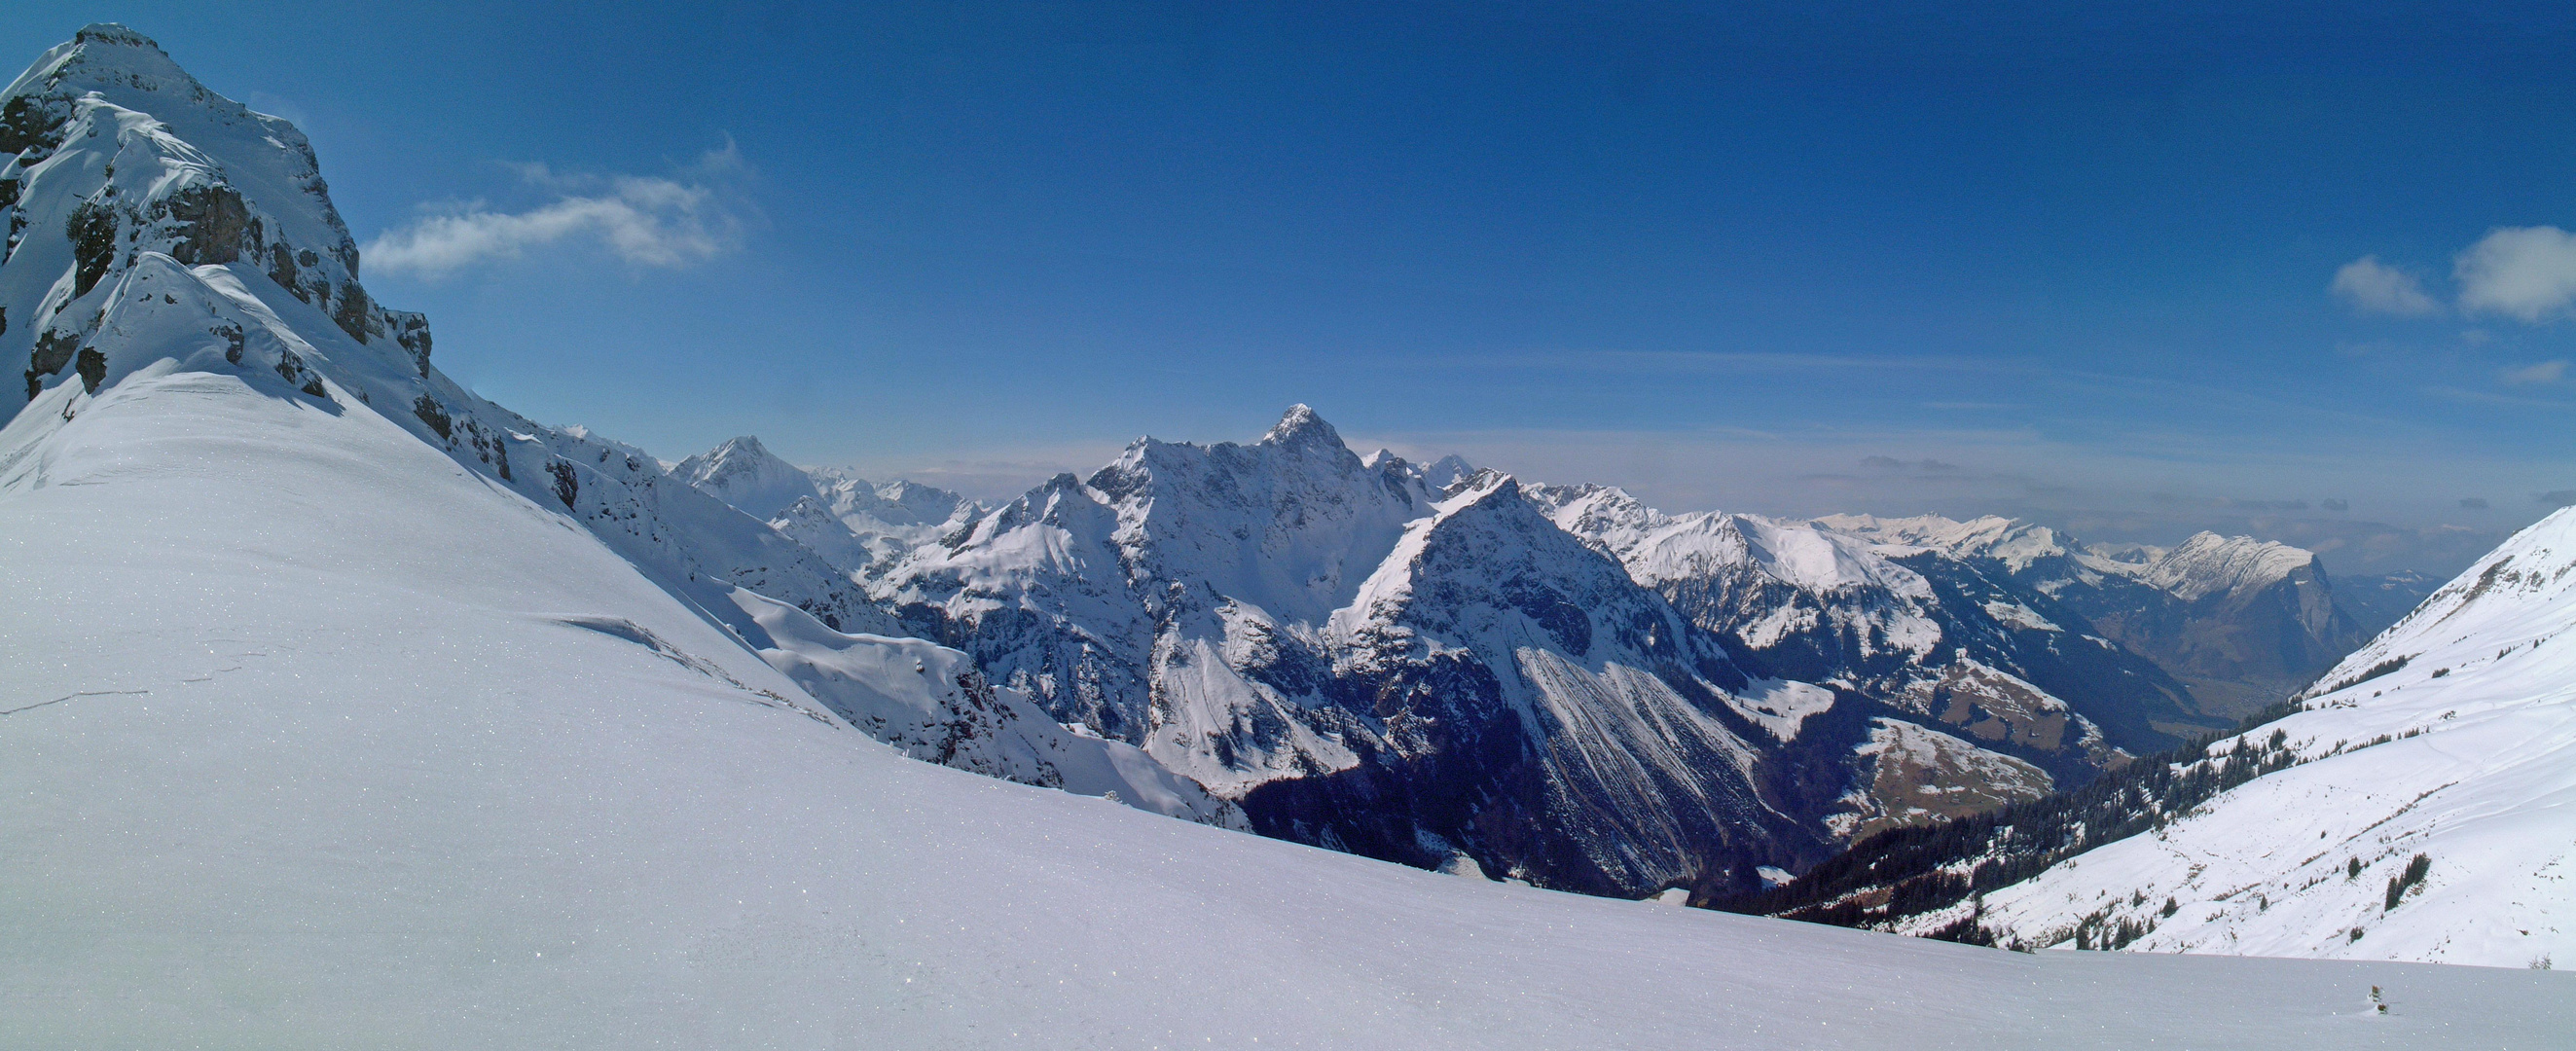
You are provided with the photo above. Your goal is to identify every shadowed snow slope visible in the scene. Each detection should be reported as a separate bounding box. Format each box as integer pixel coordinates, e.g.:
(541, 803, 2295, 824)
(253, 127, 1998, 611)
(2, 257, 2567, 1050)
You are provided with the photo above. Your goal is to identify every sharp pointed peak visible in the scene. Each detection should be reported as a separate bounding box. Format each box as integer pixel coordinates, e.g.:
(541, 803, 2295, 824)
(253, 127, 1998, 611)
(1259, 403, 1344, 451)
(23, 23, 187, 90)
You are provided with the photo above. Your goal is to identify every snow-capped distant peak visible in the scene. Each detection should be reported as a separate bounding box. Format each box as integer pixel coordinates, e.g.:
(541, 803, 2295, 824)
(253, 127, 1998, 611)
(673, 435, 822, 521)
(1814, 513, 2079, 573)
(2138, 531, 2318, 603)
(1419, 453, 1476, 492)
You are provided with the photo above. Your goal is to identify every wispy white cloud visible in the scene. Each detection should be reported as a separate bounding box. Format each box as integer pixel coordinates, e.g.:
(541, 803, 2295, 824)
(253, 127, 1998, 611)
(364, 141, 752, 277)
(2455, 226, 2576, 321)
(2330, 255, 2439, 315)
(2500, 359, 2568, 384)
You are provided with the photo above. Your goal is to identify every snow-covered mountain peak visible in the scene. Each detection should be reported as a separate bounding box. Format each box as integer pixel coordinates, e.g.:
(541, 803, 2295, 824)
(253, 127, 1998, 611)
(1062, 407, 1434, 626)
(672, 434, 820, 520)
(5, 23, 365, 283)
(1536, 488, 1930, 598)
(1335, 471, 1763, 689)
(18, 24, 186, 92)
(2140, 530, 2320, 603)
(2321, 506, 2575, 681)
(4, 20, 428, 423)
(1816, 513, 2084, 574)
(1258, 401, 1343, 452)
(1418, 453, 1475, 491)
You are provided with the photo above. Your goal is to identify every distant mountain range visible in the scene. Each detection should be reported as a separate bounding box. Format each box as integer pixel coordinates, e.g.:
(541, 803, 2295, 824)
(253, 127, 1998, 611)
(672, 407, 2393, 899)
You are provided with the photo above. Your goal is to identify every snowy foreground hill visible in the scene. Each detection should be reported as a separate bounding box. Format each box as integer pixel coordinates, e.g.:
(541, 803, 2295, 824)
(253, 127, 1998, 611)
(2, 25, 2567, 1045)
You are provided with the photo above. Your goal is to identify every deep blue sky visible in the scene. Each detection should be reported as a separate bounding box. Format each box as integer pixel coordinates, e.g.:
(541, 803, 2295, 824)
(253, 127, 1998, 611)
(14, 2, 2576, 572)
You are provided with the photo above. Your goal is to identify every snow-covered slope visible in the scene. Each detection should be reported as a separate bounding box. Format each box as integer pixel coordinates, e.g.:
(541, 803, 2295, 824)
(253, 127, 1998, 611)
(1941, 508, 2576, 967)
(6, 351, 2562, 1046)
(0, 23, 1229, 823)
(727, 586, 1245, 827)
(870, 415, 2238, 896)
(1276, 472, 1819, 894)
